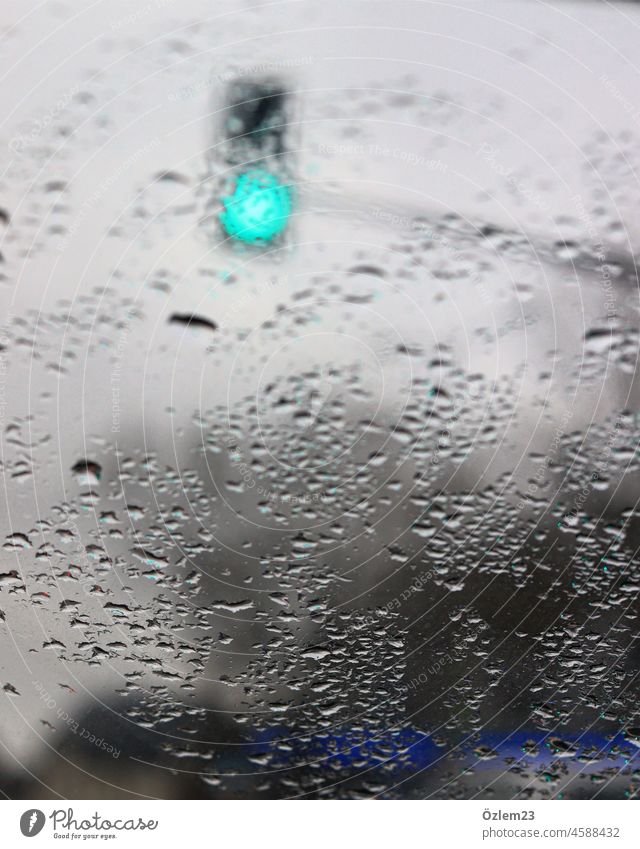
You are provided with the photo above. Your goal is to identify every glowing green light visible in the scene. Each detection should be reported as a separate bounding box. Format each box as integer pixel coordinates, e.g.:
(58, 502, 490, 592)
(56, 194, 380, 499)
(219, 168, 292, 244)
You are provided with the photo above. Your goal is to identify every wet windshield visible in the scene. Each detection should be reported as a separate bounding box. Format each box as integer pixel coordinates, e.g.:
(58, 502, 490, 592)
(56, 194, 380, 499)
(0, 0, 639, 800)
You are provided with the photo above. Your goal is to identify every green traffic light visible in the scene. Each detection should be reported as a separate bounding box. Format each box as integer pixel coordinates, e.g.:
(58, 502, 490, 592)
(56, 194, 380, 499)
(219, 168, 292, 244)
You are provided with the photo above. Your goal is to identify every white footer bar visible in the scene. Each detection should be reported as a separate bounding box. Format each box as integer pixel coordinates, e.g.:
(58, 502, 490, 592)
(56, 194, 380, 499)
(1, 799, 637, 847)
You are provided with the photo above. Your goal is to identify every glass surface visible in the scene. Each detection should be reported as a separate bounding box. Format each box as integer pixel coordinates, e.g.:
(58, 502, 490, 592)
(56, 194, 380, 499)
(0, 0, 639, 799)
